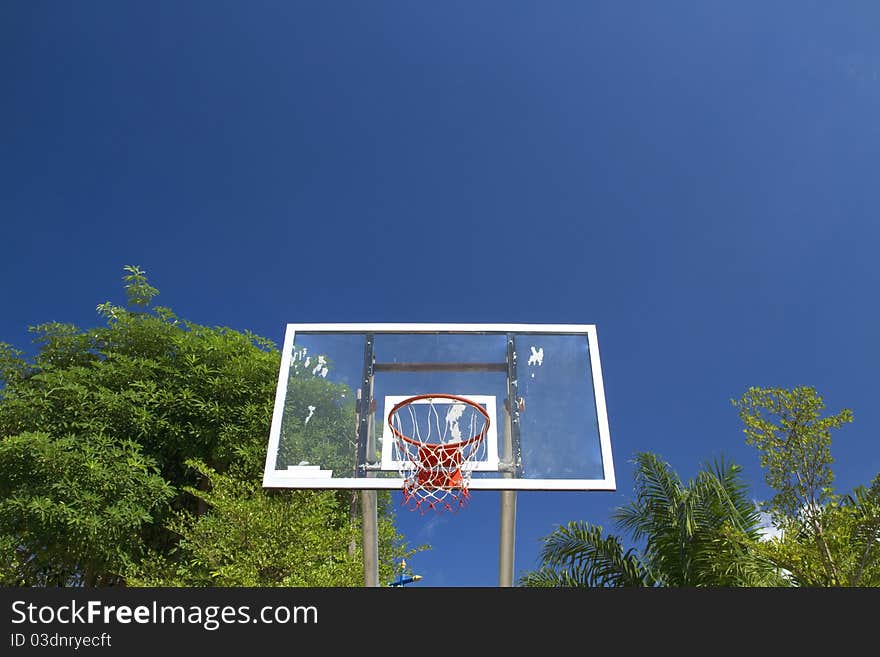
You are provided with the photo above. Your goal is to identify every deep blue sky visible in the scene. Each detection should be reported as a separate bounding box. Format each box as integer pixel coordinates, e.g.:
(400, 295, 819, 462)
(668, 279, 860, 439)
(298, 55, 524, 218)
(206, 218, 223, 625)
(2, 2, 879, 586)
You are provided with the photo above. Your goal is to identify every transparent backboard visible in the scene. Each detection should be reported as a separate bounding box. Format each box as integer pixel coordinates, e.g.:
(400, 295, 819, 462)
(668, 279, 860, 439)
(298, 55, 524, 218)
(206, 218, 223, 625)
(262, 324, 615, 491)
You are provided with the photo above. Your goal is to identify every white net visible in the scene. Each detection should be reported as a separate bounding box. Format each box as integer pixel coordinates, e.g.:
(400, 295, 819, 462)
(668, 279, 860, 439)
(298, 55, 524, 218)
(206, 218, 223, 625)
(388, 394, 489, 514)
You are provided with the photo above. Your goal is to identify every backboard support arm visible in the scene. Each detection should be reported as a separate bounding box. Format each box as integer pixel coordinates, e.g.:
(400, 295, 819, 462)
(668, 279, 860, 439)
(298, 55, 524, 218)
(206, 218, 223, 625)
(357, 334, 379, 587)
(499, 334, 521, 586)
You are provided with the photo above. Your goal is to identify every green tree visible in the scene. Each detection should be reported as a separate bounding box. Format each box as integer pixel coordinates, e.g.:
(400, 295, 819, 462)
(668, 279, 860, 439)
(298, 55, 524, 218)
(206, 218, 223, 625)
(733, 386, 879, 586)
(0, 265, 411, 586)
(519, 452, 781, 587)
(126, 460, 407, 587)
(0, 432, 172, 586)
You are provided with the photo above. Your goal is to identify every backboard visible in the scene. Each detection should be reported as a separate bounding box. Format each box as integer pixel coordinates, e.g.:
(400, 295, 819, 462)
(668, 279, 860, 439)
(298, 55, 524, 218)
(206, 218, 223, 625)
(262, 324, 615, 491)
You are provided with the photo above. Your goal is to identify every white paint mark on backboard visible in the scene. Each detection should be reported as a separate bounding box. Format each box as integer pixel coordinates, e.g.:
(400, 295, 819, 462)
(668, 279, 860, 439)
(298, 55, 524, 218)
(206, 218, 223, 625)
(286, 464, 333, 478)
(312, 355, 329, 378)
(528, 346, 544, 366)
(445, 403, 466, 441)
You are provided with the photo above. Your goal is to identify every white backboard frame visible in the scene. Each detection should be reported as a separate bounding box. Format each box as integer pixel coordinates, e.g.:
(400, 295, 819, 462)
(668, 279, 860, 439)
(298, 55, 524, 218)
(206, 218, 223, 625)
(262, 323, 616, 492)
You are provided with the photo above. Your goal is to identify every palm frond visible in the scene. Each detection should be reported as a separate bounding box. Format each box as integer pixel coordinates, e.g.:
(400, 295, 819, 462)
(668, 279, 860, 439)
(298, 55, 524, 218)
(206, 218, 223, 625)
(520, 521, 652, 587)
(614, 453, 684, 542)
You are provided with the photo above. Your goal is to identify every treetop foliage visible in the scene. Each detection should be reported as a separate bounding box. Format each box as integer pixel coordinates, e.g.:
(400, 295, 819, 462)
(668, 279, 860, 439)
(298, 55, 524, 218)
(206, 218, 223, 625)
(0, 265, 412, 586)
(522, 386, 877, 587)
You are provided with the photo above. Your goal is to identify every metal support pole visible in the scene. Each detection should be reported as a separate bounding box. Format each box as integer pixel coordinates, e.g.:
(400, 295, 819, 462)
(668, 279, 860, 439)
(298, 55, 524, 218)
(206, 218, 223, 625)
(362, 490, 379, 587)
(499, 490, 517, 587)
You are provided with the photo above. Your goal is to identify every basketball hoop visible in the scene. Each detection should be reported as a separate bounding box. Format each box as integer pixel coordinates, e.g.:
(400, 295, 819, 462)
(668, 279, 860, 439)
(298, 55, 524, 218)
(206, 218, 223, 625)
(387, 394, 490, 514)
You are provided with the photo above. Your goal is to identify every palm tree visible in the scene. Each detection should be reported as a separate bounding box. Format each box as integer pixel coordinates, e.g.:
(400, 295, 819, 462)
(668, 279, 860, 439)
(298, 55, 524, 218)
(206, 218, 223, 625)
(518, 521, 656, 587)
(519, 452, 784, 587)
